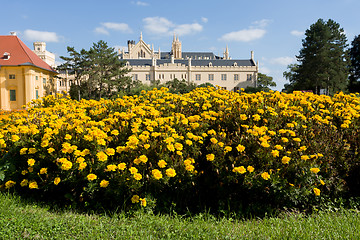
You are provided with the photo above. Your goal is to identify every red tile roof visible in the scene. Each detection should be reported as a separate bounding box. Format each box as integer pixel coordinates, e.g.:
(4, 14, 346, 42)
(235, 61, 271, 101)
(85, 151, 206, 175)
(0, 35, 56, 72)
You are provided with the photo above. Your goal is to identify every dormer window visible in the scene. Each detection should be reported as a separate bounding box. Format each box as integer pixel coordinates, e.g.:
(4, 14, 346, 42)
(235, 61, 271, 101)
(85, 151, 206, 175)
(208, 62, 213, 67)
(233, 62, 238, 66)
(3, 52, 10, 60)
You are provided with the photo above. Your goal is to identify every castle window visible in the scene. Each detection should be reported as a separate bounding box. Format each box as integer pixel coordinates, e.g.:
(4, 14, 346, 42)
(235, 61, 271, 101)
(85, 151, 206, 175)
(36, 76, 39, 80)
(10, 90, 16, 101)
(247, 74, 253, 81)
(234, 74, 239, 81)
(195, 74, 201, 81)
(36, 90, 39, 99)
(9, 74, 15, 79)
(146, 74, 151, 81)
(132, 74, 138, 81)
(221, 74, 227, 81)
(208, 74, 214, 81)
(43, 78, 46, 85)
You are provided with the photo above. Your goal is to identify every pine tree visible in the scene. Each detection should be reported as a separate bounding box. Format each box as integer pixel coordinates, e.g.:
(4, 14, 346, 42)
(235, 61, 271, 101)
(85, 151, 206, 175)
(349, 34, 360, 92)
(288, 19, 349, 94)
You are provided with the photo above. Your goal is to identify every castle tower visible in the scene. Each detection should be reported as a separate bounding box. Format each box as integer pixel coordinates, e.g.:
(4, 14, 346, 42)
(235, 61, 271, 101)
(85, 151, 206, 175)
(223, 45, 230, 60)
(171, 33, 182, 59)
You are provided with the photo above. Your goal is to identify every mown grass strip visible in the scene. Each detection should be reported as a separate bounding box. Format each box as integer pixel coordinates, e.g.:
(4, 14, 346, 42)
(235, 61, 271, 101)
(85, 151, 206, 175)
(0, 193, 359, 239)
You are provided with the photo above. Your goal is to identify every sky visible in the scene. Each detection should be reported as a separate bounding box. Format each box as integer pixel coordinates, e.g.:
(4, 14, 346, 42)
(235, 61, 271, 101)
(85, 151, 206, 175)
(2, 0, 360, 91)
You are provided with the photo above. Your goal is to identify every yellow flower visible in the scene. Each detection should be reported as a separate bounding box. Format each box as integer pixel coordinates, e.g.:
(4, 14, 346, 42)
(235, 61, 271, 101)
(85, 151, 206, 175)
(236, 144, 245, 153)
(206, 154, 215, 161)
(47, 148, 55, 153)
(140, 198, 147, 207)
(293, 138, 301, 142)
(20, 179, 28, 187)
(310, 168, 320, 174)
(11, 135, 20, 142)
(96, 151, 108, 162)
(118, 162, 126, 170)
(64, 134, 72, 140)
(247, 166, 255, 173)
(274, 145, 283, 150)
(131, 195, 140, 203)
(61, 160, 73, 171)
(210, 138, 218, 144)
(298, 146, 307, 152)
(5, 180, 16, 189)
(39, 168, 47, 174)
(139, 155, 148, 163)
(261, 141, 270, 148)
(240, 114, 247, 121)
(271, 150, 279, 157)
(281, 137, 289, 143)
(167, 144, 175, 152)
(313, 188, 321, 196)
(174, 142, 183, 151)
(105, 148, 115, 156)
(282, 156, 291, 164)
(224, 146, 232, 153)
(185, 140, 193, 146)
(301, 155, 310, 161)
(152, 169, 163, 180)
(320, 180, 325, 185)
(20, 148, 28, 155)
(144, 144, 151, 149)
(166, 168, 176, 177)
(252, 114, 261, 121)
(111, 129, 119, 136)
(261, 172, 270, 180)
(100, 180, 109, 188)
(129, 167, 138, 174)
(28, 181, 38, 189)
(233, 166, 246, 174)
(158, 160, 167, 168)
(27, 158, 35, 167)
(106, 164, 117, 171)
(78, 162, 87, 170)
(87, 174, 97, 181)
(133, 173, 142, 181)
(54, 177, 61, 185)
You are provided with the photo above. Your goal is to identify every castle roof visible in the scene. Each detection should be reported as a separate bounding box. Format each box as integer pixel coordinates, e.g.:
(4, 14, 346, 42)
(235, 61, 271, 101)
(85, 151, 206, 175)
(124, 58, 255, 67)
(0, 35, 56, 72)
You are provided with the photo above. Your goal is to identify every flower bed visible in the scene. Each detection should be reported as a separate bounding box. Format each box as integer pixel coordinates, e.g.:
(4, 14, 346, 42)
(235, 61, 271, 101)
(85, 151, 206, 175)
(0, 87, 359, 213)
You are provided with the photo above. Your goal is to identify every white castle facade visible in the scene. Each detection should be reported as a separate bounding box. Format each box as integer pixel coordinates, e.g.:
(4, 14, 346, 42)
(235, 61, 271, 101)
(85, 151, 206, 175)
(120, 33, 258, 91)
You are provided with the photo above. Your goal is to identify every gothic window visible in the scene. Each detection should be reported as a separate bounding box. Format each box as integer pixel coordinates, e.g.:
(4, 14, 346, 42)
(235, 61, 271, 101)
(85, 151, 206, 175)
(247, 74, 253, 81)
(234, 74, 239, 81)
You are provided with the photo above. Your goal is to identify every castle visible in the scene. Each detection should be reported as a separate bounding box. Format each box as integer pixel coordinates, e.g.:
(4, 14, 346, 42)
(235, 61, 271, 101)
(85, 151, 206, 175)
(120, 33, 258, 91)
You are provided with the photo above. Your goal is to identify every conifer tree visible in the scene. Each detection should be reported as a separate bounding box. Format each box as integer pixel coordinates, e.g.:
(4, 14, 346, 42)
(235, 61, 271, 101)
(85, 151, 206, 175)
(349, 34, 360, 92)
(285, 19, 349, 94)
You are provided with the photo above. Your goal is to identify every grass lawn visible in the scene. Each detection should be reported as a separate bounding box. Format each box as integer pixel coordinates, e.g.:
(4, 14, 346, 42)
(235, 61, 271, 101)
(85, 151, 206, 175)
(0, 192, 359, 239)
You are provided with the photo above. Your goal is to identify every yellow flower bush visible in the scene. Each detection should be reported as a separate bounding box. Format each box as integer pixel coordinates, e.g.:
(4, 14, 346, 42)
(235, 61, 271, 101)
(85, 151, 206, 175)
(0, 87, 360, 213)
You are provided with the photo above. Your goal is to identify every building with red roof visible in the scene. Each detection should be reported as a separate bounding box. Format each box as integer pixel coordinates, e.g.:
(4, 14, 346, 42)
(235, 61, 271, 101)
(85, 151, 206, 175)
(0, 32, 57, 110)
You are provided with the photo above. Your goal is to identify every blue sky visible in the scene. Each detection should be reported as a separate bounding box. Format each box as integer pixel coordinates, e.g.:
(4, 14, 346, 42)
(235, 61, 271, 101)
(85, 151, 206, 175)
(2, 0, 360, 91)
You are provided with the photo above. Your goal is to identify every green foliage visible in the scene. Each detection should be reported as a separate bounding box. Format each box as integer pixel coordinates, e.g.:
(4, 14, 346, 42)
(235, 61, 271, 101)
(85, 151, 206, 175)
(284, 19, 349, 94)
(256, 73, 276, 91)
(349, 34, 360, 93)
(58, 41, 132, 100)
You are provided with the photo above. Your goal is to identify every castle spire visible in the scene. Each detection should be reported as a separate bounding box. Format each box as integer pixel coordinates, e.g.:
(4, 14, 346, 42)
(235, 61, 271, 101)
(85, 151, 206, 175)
(140, 32, 143, 41)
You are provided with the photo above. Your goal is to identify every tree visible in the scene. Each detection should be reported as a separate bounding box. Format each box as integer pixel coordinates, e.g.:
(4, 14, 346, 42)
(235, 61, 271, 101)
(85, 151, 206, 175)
(58, 40, 131, 100)
(257, 73, 276, 91)
(57, 47, 87, 100)
(349, 34, 360, 93)
(164, 78, 196, 94)
(282, 64, 299, 92)
(285, 19, 349, 95)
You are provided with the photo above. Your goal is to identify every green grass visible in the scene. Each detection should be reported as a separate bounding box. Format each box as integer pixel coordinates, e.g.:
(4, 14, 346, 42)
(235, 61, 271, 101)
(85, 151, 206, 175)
(0, 192, 359, 239)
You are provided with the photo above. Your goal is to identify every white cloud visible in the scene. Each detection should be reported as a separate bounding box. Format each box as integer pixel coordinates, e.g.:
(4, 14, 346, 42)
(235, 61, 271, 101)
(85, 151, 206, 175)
(94, 22, 132, 35)
(143, 17, 203, 36)
(252, 19, 272, 28)
(132, 1, 149, 6)
(291, 30, 304, 37)
(174, 23, 203, 36)
(259, 66, 272, 75)
(219, 19, 271, 42)
(201, 17, 208, 23)
(94, 27, 109, 35)
(270, 56, 296, 66)
(219, 29, 266, 42)
(23, 29, 60, 42)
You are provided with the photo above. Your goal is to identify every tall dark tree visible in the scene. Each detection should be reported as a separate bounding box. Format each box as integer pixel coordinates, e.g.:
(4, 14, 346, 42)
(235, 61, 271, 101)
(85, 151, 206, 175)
(285, 19, 349, 95)
(57, 47, 87, 100)
(84, 40, 132, 99)
(349, 34, 360, 93)
(58, 40, 131, 100)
